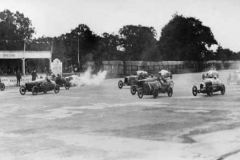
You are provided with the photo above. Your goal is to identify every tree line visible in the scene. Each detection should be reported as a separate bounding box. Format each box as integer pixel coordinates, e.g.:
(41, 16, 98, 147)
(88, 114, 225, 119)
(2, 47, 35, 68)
(0, 9, 239, 70)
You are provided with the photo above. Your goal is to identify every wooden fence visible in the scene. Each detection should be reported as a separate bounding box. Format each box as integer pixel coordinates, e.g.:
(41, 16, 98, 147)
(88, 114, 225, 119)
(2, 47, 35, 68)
(100, 60, 240, 77)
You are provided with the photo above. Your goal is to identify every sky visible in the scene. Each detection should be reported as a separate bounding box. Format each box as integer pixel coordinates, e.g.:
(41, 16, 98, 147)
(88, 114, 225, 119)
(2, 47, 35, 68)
(1, 0, 240, 52)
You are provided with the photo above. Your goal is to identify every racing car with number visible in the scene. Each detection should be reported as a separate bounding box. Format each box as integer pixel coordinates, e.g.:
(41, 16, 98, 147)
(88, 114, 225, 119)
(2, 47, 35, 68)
(131, 70, 174, 95)
(192, 70, 225, 97)
(135, 76, 174, 99)
(19, 78, 60, 95)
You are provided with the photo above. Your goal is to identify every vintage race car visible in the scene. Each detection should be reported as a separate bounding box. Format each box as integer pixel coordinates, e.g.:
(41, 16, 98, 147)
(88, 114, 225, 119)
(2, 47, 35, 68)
(135, 77, 173, 99)
(227, 70, 240, 85)
(51, 75, 70, 90)
(192, 70, 225, 96)
(118, 70, 148, 89)
(130, 70, 174, 95)
(65, 75, 82, 87)
(0, 79, 5, 91)
(19, 78, 60, 95)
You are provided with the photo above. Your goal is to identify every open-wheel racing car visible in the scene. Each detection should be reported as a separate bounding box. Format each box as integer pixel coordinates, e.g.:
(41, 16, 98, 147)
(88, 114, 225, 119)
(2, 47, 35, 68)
(0, 79, 5, 91)
(130, 70, 174, 95)
(135, 77, 174, 99)
(118, 70, 148, 89)
(227, 70, 240, 85)
(19, 78, 60, 95)
(192, 70, 225, 97)
(52, 74, 70, 90)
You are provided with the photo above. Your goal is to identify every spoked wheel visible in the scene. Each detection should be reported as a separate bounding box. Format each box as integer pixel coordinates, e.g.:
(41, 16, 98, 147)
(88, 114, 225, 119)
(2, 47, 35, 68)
(168, 87, 173, 97)
(65, 82, 70, 90)
(54, 84, 60, 93)
(0, 83, 5, 91)
(19, 86, 26, 95)
(137, 88, 143, 99)
(153, 89, 159, 99)
(192, 86, 198, 96)
(32, 86, 38, 95)
(130, 85, 137, 95)
(207, 87, 213, 97)
(118, 80, 123, 89)
(221, 85, 225, 95)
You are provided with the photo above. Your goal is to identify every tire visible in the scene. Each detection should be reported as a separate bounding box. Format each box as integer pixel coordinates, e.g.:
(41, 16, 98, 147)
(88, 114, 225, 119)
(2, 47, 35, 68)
(192, 86, 198, 96)
(32, 86, 38, 95)
(54, 84, 60, 93)
(207, 87, 213, 97)
(153, 89, 159, 99)
(65, 82, 70, 90)
(168, 87, 173, 97)
(19, 86, 26, 95)
(43, 88, 47, 94)
(130, 85, 137, 95)
(118, 80, 123, 89)
(221, 85, 225, 95)
(137, 88, 143, 99)
(0, 83, 5, 91)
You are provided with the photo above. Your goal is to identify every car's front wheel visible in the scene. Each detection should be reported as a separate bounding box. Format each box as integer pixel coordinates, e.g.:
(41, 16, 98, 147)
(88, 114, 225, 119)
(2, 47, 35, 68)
(0, 83, 5, 91)
(118, 80, 123, 89)
(19, 86, 26, 95)
(168, 87, 173, 97)
(137, 88, 143, 99)
(65, 82, 70, 90)
(54, 84, 60, 93)
(130, 85, 137, 95)
(192, 86, 198, 96)
(207, 87, 213, 97)
(221, 85, 225, 95)
(32, 86, 38, 95)
(153, 88, 159, 99)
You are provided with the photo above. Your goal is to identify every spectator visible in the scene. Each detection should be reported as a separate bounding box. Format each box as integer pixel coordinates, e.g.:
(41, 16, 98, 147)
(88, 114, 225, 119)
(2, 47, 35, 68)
(16, 70, 22, 86)
(31, 70, 37, 81)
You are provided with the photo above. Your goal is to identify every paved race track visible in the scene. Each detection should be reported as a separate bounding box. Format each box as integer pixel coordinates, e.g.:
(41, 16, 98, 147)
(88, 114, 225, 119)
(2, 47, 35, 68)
(0, 70, 240, 160)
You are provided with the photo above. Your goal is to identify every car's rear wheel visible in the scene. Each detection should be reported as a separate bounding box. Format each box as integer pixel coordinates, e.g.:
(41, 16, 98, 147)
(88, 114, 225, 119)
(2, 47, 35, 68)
(32, 86, 38, 95)
(118, 80, 123, 89)
(207, 87, 213, 97)
(19, 86, 26, 95)
(153, 89, 159, 99)
(192, 86, 198, 96)
(54, 84, 60, 93)
(0, 83, 5, 91)
(221, 85, 225, 95)
(138, 88, 143, 99)
(168, 87, 173, 97)
(130, 85, 137, 95)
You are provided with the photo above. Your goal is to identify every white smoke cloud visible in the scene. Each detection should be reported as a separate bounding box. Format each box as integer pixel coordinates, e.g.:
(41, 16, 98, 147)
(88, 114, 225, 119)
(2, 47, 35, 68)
(70, 67, 107, 87)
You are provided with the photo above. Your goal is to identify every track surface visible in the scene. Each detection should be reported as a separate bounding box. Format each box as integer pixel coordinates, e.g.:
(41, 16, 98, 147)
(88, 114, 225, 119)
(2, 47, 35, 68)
(0, 70, 240, 160)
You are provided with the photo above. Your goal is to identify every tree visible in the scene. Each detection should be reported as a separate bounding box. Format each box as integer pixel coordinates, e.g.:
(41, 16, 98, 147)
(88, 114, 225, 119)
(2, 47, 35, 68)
(157, 14, 217, 61)
(97, 32, 121, 60)
(119, 25, 157, 61)
(0, 9, 35, 50)
(64, 24, 100, 70)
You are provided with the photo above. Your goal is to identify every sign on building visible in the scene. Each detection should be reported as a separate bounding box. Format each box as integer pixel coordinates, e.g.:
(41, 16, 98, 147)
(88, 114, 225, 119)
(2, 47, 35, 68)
(51, 59, 62, 76)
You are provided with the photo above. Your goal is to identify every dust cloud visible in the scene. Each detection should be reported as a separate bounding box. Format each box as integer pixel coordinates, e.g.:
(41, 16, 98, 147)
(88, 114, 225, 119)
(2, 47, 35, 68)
(70, 67, 107, 87)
